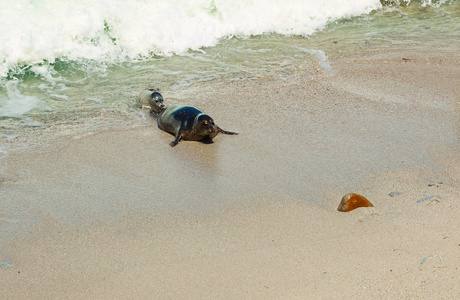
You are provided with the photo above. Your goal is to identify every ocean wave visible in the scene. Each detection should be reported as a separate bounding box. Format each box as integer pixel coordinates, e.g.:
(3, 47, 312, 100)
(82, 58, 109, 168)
(0, 0, 384, 78)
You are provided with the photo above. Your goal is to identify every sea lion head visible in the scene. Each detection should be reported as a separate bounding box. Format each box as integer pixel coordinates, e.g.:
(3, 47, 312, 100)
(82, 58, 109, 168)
(149, 91, 165, 113)
(196, 114, 217, 135)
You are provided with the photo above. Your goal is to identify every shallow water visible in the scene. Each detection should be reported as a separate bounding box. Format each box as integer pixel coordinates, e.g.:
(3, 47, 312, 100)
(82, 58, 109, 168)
(0, 0, 459, 156)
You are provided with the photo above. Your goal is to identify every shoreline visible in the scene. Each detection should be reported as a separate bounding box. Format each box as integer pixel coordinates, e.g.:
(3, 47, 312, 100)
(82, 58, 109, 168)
(1, 46, 459, 298)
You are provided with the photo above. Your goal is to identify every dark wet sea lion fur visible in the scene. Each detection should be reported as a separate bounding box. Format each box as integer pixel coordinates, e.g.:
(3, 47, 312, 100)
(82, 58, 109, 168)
(157, 104, 238, 147)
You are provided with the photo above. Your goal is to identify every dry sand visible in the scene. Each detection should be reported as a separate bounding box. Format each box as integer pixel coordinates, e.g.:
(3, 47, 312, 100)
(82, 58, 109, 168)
(1, 46, 459, 298)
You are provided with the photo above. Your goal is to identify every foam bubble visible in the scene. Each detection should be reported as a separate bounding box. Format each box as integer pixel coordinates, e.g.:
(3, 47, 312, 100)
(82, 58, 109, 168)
(0, 81, 42, 118)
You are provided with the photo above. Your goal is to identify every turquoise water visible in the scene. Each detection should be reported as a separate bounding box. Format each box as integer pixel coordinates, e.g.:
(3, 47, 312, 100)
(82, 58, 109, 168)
(0, 0, 459, 156)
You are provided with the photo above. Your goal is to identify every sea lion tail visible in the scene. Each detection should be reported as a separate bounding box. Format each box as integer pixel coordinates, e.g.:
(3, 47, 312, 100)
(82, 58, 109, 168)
(218, 127, 238, 135)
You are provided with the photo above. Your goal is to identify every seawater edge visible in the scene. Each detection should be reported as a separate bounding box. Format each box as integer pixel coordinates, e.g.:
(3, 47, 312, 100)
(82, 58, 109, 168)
(1, 1, 459, 158)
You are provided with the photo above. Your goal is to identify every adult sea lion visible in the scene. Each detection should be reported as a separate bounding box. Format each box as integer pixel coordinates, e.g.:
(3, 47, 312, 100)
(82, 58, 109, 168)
(157, 104, 238, 147)
(137, 89, 165, 115)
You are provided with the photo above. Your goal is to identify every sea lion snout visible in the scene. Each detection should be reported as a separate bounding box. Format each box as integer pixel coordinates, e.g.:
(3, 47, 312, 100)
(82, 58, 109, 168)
(152, 94, 164, 104)
(207, 125, 216, 134)
(198, 115, 217, 133)
(203, 123, 217, 134)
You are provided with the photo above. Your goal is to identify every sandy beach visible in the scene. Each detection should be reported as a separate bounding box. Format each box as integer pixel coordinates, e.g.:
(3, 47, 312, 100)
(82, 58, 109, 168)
(1, 45, 459, 298)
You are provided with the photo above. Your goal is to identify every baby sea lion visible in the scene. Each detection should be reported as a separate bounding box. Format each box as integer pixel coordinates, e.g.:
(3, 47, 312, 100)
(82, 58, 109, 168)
(157, 104, 238, 147)
(137, 89, 165, 115)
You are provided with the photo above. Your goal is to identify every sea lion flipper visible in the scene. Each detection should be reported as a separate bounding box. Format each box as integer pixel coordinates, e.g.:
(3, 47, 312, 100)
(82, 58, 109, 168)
(170, 136, 181, 147)
(218, 127, 238, 135)
(170, 131, 184, 147)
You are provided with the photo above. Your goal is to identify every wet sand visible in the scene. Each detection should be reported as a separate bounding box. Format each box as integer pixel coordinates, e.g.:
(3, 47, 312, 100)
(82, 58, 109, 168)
(1, 46, 459, 298)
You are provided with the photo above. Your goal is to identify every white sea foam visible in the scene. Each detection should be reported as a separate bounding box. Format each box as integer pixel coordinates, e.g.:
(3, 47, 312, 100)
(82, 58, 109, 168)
(0, 81, 41, 117)
(0, 0, 383, 77)
(87, 97, 103, 103)
(50, 94, 69, 101)
(299, 48, 333, 73)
